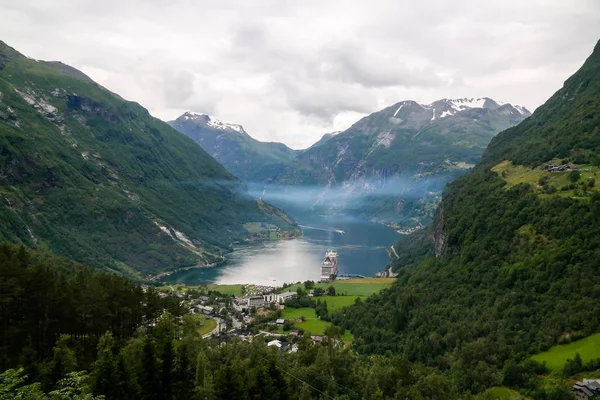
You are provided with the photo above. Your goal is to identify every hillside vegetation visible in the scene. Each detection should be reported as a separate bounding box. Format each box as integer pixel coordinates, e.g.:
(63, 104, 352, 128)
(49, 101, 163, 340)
(334, 39, 600, 396)
(0, 41, 298, 277)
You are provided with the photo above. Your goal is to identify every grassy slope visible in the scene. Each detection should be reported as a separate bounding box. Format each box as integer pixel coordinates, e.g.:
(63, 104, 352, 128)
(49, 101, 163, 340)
(198, 316, 218, 336)
(492, 160, 600, 198)
(531, 333, 600, 371)
(285, 278, 395, 296)
(281, 307, 354, 342)
(0, 41, 297, 276)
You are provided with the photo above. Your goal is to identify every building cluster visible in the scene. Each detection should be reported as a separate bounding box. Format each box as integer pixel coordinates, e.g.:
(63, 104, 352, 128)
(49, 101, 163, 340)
(233, 291, 297, 309)
(543, 163, 576, 172)
(573, 379, 600, 400)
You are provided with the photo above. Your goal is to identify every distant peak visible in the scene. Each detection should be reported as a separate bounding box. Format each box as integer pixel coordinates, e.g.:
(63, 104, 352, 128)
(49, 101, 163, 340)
(178, 112, 246, 134)
(389, 97, 531, 120)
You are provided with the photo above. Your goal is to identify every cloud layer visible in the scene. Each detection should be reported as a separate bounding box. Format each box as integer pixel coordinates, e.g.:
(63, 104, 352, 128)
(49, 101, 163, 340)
(2, 0, 600, 148)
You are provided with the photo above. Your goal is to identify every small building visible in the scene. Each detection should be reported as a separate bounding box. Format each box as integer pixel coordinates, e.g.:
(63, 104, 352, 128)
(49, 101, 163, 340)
(276, 318, 286, 324)
(199, 305, 214, 315)
(573, 379, 600, 400)
(267, 339, 291, 351)
(311, 334, 324, 343)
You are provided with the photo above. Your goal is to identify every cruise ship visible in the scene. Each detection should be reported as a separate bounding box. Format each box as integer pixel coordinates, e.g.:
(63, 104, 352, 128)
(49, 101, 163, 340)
(320, 251, 338, 282)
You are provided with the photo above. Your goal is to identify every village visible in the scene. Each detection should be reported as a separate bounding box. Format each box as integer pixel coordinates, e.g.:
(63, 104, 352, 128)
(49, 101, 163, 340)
(154, 282, 341, 352)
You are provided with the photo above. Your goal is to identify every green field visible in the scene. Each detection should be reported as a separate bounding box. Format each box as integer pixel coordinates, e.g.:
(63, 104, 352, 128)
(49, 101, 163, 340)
(492, 160, 600, 199)
(198, 316, 218, 336)
(280, 307, 353, 342)
(530, 333, 600, 371)
(281, 307, 316, 320)
(477, 387, 530, 399)
(206, 284, 245, 296)
(282, 307, 329, 334)
(286, 278, 395, 296)
(319, 295, 361, 311)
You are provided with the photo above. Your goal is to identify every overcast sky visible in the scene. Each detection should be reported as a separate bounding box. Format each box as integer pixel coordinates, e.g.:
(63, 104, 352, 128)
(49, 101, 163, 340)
(2, 1, 600, 148)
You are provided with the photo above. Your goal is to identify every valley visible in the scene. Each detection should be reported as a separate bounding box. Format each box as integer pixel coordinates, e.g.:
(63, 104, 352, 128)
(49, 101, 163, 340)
(0, 6, 599, 399)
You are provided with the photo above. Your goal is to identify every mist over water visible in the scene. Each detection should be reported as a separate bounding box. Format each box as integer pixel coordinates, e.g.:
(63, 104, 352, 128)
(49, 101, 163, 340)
(164, 213, 401, 286)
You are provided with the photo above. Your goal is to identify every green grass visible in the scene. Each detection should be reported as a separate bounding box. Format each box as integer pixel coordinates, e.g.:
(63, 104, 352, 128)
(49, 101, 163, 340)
(317, 295, 361, 311)
(206, 284, 245, 296)
(530, 333, 600, 371)
(281, 306, 354, 342)
(285, 278, 394, 297)
(295, 318, 332, 334)
(477, 386, 530, 399)
(281, 307, 316, 320)
(492, 160, 600, 199)
(281, 307, 331, 335)
(198, 316, 217, 336)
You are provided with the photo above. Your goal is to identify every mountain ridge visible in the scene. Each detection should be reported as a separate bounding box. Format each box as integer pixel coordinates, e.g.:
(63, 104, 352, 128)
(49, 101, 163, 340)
(335, 38, 600, 394)
(0, 40, 299, 277)
(170, 96, 530, 226)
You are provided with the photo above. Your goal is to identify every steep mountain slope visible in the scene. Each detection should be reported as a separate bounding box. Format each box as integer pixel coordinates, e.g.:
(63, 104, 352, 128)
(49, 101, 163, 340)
(170, 100, 529, 226)
(280, 97, 529, 225)
(168, 112, 313, 183)
(0, 41, 298, 277)
(335, 40, 600, 393)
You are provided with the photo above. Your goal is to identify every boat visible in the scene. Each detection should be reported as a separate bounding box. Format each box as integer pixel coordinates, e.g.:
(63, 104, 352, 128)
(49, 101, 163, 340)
(320, 250, 338, 282)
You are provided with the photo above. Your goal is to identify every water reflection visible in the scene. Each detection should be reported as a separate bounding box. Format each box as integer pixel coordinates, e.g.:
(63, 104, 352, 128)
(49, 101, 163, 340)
(164, 215, 401, 286)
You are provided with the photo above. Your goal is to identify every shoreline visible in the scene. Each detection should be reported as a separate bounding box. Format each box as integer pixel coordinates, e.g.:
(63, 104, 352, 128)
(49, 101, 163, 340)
(148, 228, 303, 282)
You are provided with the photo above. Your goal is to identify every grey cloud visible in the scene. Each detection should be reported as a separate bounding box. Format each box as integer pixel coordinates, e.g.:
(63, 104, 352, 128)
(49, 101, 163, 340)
(1, 0, 599, 149)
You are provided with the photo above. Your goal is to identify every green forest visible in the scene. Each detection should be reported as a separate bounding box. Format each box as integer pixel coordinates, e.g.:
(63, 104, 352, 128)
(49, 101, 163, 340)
(1, 15, 599, 400)
(332, 39, 600, 398)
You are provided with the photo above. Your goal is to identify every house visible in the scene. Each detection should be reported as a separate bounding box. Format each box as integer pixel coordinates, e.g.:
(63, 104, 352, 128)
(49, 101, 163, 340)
(199, 296, 210, 303)
(199, 305, 214, 315)
(311, 334, 325, 343)
(267, 339, 291, 351)
(247, 296, 266, 308)
(276, 318, 286, 324)
(288, 331, 299, 339)
(573, 379, 600, 400)
(267, 339, 283, 348)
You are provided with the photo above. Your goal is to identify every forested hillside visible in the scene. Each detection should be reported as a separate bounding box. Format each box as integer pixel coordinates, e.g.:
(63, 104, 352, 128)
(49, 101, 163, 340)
(334, 39, 600, 395)
(0, 41, 298, 277)
(0, 243, 465, 400)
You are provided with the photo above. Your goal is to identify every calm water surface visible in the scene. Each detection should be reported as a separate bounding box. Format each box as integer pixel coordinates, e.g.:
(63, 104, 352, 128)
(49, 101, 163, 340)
(164, 214, 401, 286)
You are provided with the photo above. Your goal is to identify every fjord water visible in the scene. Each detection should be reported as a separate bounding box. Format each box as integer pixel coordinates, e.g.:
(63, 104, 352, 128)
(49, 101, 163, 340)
(164, 213, 401, 286)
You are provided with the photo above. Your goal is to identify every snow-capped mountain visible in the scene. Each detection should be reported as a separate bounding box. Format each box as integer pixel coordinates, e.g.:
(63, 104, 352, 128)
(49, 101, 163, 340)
(389, 98, 531, 122)
(168, 112, 298, 182)
(169, 98, 531, 228)
(179, 112, 247, 134)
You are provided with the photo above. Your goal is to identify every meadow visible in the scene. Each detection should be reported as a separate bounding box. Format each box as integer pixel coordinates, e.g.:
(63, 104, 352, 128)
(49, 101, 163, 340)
(530, 333, 600, 371)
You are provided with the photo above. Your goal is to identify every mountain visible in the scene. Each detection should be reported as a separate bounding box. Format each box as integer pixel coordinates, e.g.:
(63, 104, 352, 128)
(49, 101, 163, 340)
(307, 131, 341, 149)
(288, 97, 530, 225)
(168, 112, 314, 183)
(170, 100, 529, 226)
(335, 40, 600, 393)
(0, 41, 298, 277)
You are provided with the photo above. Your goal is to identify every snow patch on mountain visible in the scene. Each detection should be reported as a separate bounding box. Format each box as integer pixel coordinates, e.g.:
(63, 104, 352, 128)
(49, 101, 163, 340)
(181, 112, 246, 134)
(514, 105, 529, 115)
